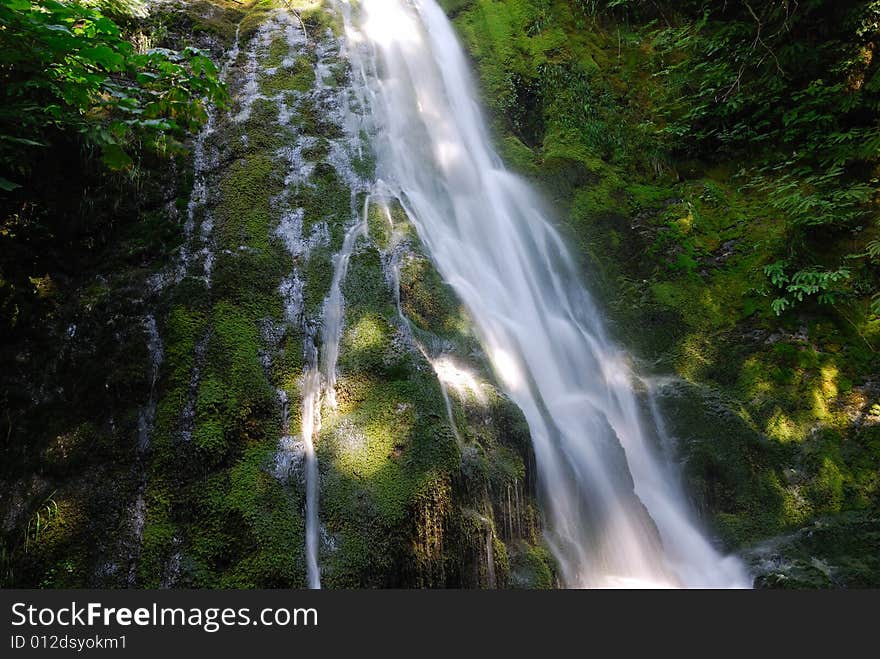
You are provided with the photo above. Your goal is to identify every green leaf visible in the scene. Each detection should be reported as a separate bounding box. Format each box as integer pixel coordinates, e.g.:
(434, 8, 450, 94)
(0, 177, 22, 192)
(0, 135, 45, 147)
(2, 0, 32, 10)
(763, 261, 789, 287)
(92, 17, 119, 36)
(79, 45, 125, 71)
(771, 298, 790, 316)
(101, 142, 132, 170)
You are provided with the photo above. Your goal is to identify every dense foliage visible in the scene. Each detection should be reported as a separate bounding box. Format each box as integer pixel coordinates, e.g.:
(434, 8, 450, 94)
(578, 0, 880, 316)
(0, 0, 223, 185)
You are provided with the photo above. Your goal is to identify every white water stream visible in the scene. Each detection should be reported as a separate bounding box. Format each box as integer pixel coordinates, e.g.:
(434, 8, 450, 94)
(340, 0, 750, 588)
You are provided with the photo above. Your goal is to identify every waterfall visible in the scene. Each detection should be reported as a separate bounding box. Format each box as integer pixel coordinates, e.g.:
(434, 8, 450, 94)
(302, 213, 367, 589)
(341, 0, 750, 588)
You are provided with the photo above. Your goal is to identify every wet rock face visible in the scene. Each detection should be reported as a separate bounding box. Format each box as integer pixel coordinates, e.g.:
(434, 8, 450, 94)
(0, 1, 554, 589)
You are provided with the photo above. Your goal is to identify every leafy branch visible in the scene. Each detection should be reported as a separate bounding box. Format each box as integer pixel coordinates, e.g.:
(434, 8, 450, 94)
(764, 261, 852, 315)
(0, 0, 226, 187)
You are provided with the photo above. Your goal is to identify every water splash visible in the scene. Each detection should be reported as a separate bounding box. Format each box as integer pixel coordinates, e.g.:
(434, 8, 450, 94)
(342, 0, 750, 588)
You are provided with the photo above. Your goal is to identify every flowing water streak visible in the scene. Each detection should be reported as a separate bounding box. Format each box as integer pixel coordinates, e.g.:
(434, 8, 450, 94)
(343, 0, 751, 588)
(137, 315, 164, 453)
(123, 314, 164, 585)
(300, 342, 323, 589)
(476, 514, 497, 589)
(320, 206, 368, 410)
(435, 373, 464, 447)
(269, 14, 373, 588)
(172, 23, 243, 288)
(301, 214, 366, 590)
(370, 187, 482, 447)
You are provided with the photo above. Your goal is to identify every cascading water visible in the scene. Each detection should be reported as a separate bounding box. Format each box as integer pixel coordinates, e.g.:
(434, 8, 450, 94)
(264, 7, 375, 588)
(341, 0, 751, 588)
(301, 213, 367, 590)
(321, 215, 367, 410)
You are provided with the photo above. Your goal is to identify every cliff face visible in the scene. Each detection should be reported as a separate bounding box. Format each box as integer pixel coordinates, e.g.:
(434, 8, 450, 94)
(0, 1, 554, 589)
(2, 0, 877, 590)
(440, 0, 879, 586)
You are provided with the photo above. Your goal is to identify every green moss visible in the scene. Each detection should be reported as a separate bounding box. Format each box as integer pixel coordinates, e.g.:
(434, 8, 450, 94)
(216, 154, 281, 252)
(212, 250, 286, 319)
(509, 542, 556, 589)
(341, 246, 389, 311)
(265, 34, 290, 68)
(138, 486, 175, 587)
(498, 134, 539, 176)
(338, 313, 392, 374)
(366, 201, 392, 251)
(231, 98, 290, 156)
(195, 302, 276, 460)
(152, 307, 208, 460)
(239, 0, 278, 40)
(292, 163, 352, 248)
(399, 256, 464, 337)
(180, 1, 246, 45)
(260, 55, 316, 95)
(351, 133, 376, 181)
(301, 248, 333, 318)
(293, 97, 344, 140)
(185, 444, 305, 587)
(326, 374, 458, 516)
(752, 511, 880, 588)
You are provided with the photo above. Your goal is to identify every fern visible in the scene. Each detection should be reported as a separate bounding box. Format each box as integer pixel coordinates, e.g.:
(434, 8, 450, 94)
(764, 262, 852, 316)
(24, 492, 60, 553)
